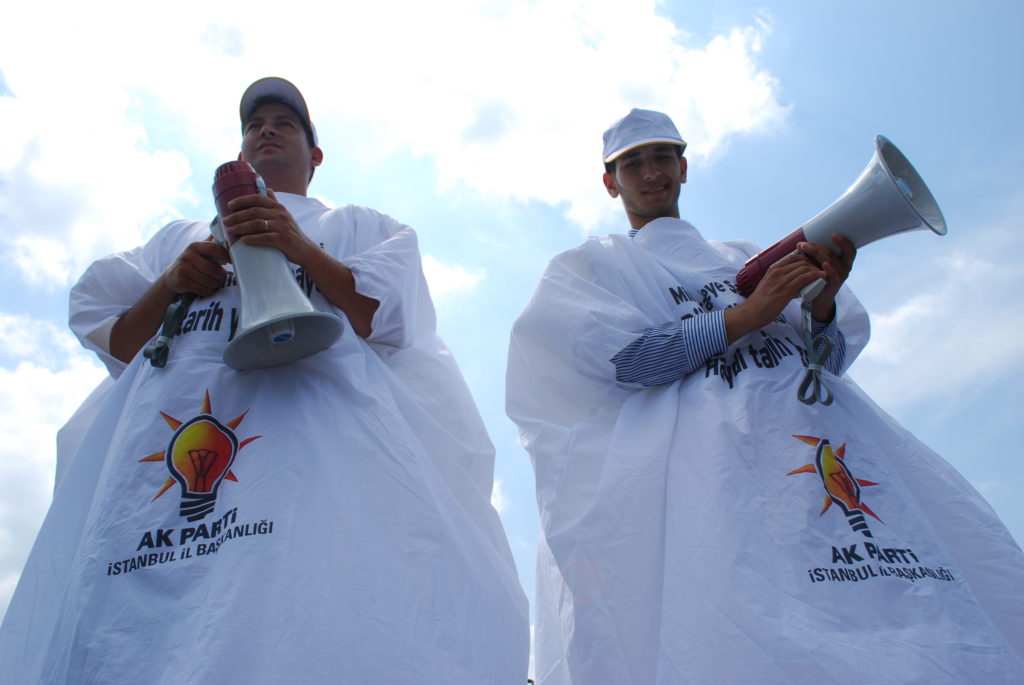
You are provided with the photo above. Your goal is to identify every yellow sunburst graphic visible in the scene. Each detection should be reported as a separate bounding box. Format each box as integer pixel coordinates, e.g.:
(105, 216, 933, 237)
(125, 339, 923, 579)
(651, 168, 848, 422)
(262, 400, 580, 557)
(787, 434, 881, 538)
(138, 390, 260, 521)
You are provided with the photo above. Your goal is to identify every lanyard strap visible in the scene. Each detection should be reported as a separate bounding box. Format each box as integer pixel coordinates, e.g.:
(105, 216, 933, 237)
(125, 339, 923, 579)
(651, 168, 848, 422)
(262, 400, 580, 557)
(797, 299, 834, 406)
(143, 292, 197, 368)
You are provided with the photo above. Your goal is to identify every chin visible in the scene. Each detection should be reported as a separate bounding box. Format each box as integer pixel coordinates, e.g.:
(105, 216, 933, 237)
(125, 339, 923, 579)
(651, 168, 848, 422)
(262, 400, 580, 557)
(635, 202, 676, 219)
(247, 158, 282, 175)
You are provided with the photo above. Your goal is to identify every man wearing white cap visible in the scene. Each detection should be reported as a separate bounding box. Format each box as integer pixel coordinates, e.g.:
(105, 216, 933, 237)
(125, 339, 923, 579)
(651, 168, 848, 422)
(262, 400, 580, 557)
(1, 77, 529, 684)
(507, 109, 1024, 684)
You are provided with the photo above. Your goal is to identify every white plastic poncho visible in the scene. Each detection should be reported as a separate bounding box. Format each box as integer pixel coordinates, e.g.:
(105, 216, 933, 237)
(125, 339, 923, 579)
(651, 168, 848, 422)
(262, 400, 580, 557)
(1, 193, 529, 684)
(507, 217, 1024, 685)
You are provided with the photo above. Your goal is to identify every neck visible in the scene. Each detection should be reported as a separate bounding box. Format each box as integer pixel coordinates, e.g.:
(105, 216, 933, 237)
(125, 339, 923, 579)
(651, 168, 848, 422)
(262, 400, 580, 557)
(245, 160, 309, 196)
(628, 212, 678, 230)
(260, 177, 308, 196)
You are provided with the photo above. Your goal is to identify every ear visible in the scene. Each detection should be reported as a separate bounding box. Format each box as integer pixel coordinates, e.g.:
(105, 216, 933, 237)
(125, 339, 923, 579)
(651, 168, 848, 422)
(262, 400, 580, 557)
(679, 157, 688, 184)
(602, 171, 620, 198)
(311, 146, 324, 169)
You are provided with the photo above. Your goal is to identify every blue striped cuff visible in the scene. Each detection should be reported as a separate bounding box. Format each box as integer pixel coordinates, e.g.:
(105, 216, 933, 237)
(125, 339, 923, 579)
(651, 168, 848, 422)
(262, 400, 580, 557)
(612, 310, 727, 387)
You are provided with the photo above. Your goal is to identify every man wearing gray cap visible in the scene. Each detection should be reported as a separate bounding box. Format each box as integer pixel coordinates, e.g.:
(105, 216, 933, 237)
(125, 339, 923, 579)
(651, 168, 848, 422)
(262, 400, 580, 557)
(1, 77, 529, 684)
(507, 109, 1024, 684)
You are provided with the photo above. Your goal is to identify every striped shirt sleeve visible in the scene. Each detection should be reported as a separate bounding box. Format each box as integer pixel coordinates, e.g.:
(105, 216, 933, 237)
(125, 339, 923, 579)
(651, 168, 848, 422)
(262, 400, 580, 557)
(611, 310, 727, 387)
(611, 309, 848, 387)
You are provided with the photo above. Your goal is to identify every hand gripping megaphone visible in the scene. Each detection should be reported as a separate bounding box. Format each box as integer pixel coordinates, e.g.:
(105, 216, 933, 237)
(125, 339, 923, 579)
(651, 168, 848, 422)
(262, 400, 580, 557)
(735, 136, 947, 298)
(210, 161, 342, 370)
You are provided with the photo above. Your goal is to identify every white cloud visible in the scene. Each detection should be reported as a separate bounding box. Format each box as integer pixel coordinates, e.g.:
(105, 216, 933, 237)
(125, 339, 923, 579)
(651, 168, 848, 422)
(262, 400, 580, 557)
(0, 77, 194, 287)
(422, 254, 486, 299)
(0, 1, 786, 292)
(491, 477, 509, 515)
(314, 2, 786, 229)
(7, 236, 75, 287)
(0, 315, 107, 621)
(848, 213, 1024, 411)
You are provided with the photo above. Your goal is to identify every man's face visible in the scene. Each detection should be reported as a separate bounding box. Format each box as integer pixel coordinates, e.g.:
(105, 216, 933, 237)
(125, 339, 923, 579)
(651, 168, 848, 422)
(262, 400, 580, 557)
(603, 144, 687, 229)
(239, 102, 322, 190)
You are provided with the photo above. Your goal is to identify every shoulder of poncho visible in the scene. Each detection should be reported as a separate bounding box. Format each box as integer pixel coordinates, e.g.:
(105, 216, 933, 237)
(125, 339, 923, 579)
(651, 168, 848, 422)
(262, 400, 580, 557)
(279, 194, 402, 226)
(707, 238, 759, 263)
(137, 219, 211, 260)
(330, 203, 403, 224)
(546, 233, 634, 273)
(151, 218, 208, 238)
(541, 229, 755, 285)
(316, 203, 410, 237)
(146, 218, 210, 242)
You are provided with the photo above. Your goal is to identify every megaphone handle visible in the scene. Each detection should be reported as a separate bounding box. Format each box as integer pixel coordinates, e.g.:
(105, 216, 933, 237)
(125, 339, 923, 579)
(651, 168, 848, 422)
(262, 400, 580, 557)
(143, 293, 196, 368)
(210, 216, 227, 248)
(799, 277, 825, 302)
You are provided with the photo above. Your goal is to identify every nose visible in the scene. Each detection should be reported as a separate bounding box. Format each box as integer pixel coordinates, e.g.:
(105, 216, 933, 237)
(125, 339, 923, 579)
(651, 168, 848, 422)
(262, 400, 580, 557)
(640, 160, 661, 179)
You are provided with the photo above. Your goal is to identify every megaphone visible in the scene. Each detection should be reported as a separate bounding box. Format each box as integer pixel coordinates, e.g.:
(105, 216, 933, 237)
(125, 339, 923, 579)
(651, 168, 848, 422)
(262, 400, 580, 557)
(735, 135, 947, 298)
(211, 161, 343, 370)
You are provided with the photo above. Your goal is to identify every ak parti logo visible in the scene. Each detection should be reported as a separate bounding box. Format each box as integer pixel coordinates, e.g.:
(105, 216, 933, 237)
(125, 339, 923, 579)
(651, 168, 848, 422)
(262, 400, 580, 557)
(138, 390, 260, 521)
(787, 435, 882, 538)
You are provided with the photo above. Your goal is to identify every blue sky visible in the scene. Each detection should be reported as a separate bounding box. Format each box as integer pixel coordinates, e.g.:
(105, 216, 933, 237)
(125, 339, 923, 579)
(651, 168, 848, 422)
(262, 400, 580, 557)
(2, 0, 1022, 665)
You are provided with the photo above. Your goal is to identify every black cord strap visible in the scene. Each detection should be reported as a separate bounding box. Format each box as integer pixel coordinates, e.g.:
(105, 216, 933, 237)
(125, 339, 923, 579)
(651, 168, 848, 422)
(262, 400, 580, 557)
(143, 293, 196, 368)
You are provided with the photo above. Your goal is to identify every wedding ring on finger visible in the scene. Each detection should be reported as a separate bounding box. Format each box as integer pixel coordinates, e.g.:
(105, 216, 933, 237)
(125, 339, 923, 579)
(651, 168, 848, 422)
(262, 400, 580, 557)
(263, 219, 270, 232)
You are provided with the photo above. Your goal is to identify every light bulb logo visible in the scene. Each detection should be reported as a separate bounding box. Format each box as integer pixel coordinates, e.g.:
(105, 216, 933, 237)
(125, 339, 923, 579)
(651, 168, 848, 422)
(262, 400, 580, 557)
(787, 434, 882, 538)
(166, 415, 237, 520)
(138, 390, 260, 521)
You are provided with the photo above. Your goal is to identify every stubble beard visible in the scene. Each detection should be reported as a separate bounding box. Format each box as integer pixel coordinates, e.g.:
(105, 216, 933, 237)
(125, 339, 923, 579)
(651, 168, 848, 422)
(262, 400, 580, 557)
(624, 187, 680, 223)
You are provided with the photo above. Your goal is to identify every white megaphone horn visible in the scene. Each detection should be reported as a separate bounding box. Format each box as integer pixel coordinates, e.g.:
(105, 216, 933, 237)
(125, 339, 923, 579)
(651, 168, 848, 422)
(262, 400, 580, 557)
(735, 135, 947, 298)
(211, 161, 343, 370)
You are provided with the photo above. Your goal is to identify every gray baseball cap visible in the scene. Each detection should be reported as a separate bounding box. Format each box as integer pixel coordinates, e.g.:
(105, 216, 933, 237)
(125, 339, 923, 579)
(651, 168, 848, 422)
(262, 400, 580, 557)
(239, 77, 318, 146)
(602, 108, 686, 163)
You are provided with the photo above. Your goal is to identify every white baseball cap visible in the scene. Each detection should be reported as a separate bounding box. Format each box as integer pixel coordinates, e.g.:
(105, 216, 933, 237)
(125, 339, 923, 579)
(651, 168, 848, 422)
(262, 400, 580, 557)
(602, 108, 686, 163)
